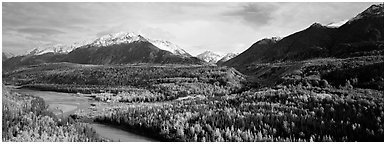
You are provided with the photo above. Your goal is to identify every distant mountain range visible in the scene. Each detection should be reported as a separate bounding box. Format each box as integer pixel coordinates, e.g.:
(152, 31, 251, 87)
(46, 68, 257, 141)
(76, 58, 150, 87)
(26, 41, 90, 56)
(64, 32, 201, 65)
(24, 32, 192, 58)
(196, 51, 222, 64)
(3, 4, 383, 71)
(216, 53, 239, 65)
(223, 4, 383, 68)
(196, 51, 239, 64)
(2, 52, 14, 62)
(3, 32, 204, 70)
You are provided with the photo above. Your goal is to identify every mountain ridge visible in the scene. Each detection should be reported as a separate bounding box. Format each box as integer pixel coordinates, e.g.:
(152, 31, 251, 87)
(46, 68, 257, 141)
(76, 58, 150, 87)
(223, 4, 383, 68)
(3, 32, 205, 71)
(196, 51, 223, 64)
(25, 32, 193, 58)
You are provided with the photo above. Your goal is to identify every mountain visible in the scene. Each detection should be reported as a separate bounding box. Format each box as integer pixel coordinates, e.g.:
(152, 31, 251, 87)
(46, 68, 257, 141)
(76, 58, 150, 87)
(24, 32, 192, 58)
(224, 4, 383, 68)
(3, 53, 67, 71)
(216, 53, 239, 65)
(225, 22, 336, 66)
(87, 32, 147, 47)
(329, 4, 384, 57)
(81, 32, 192, 57)
(2, 52, 14, 61)
(196, 51, 222, 64)
(347, 4, 383, 24)
(223, 37, 282, 66)
(3, 32, 204, 71)
(26, 41, 89, 56)
(326, 19, 349, 28)
(64, 32, 202, 65)
(147, 39, 192, 57)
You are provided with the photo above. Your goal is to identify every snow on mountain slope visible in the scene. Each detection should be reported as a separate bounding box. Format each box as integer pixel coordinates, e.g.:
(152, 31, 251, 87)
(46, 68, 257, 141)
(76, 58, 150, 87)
(89, 32, 147, 47)
(326, 19, 349, 28)
(196, 51, 222, 63)
(147, 40, 191, 57)
(2, 52, 15, 62)
(26, 41, 89, 56)
(217, 53, 239, 63)
(86, 32, 192, 57)
(25, 32, 193, 57)
(2, 52, 15, 58)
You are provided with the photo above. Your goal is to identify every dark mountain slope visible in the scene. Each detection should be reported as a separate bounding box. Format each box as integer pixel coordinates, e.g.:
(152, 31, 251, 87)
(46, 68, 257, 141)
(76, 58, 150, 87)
(64, 41, 203, 65)
(2, 53, 67, 71)
(223, 38, 279, 67)
(224, 24, 336, 67)
(329, 4, 384, 57)
(3, 40, 204, 72)
(224, 4, 383, 68)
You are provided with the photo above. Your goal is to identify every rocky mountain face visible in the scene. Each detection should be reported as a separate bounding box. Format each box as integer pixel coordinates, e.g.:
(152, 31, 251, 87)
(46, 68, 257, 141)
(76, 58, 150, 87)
(224, 4, 384, 68)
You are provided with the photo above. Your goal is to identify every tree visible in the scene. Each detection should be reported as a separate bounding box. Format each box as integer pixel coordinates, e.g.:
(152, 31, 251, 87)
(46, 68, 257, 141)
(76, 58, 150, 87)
(257, 131, 263, 141)
(176, 126, 185, 139)
(193, 134, 198, 142)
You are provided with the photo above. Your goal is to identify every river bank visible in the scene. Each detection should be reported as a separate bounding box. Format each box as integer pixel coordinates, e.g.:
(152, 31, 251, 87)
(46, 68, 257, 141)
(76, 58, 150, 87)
(6, 86, 158, 142)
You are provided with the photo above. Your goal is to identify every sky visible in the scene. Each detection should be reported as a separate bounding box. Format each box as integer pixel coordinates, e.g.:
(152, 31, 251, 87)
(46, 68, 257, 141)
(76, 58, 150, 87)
(2, 2, 380, 56)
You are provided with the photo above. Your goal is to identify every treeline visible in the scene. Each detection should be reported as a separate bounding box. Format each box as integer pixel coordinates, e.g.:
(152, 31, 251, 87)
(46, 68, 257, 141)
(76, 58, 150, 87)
(2, 86, 107, 142)
(279, 55, 383, 90)
(4, 63, 244, 88)
(75, 85, 383, 142)
(21, 83, 139, 94)
(5, 64, 246, 101)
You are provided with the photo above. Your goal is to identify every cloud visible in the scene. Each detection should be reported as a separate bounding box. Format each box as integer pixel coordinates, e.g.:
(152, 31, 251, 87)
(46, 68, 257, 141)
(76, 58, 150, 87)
(139, 27, 176, 40)
(17, 27, 65, 35)
(3, 41, 30, 48)
(222, 3, 277, 28)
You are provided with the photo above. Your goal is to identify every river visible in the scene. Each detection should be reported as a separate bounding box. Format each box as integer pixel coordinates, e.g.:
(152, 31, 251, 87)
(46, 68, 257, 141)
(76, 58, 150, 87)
(8, 86, 157, 142)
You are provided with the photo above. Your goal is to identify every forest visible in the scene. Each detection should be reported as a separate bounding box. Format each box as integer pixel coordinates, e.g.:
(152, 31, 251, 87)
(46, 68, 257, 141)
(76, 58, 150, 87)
(3, 54, 384, 142)
(75, 85, 383, 142)
(2, 86, 108, 142)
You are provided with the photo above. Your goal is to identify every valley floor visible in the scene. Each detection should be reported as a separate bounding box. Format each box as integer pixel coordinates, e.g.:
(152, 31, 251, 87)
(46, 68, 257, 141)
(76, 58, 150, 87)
(2, 55, 384, 142)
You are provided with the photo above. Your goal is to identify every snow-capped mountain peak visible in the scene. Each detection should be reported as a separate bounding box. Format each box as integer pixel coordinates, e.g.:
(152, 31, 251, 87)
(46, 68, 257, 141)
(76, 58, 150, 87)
(89, 32, 147, 47)
(25, 31, 193, 57)
(86, 32, 191, 57)
(218, 53, 239, 63)
(88, 32, 192, 57)
(196, 51, 222, 63)
(2, 52, 15, 61)
(26, 40, 90, 56)
(147, 39, 191, 57)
